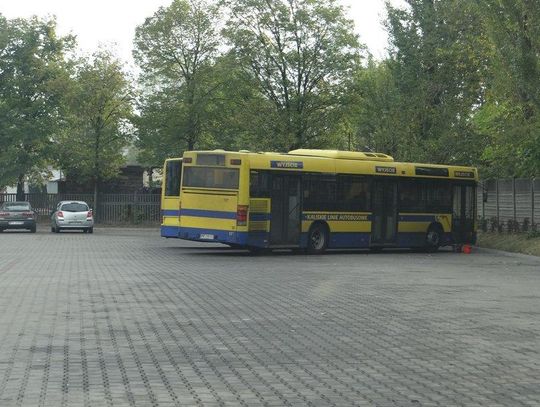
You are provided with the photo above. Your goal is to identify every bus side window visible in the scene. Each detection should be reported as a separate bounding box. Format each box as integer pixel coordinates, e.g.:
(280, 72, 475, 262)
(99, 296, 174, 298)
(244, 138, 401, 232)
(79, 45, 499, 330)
(303, 174, 336, 211)
(398, 180, 422, 212)
(250, 171, 271, 197)
(337, 176, 370, 212)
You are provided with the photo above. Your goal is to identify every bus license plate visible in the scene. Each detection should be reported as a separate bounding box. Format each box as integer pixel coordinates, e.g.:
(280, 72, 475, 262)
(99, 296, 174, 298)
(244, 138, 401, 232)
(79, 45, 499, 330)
(200, 234, 214, 240)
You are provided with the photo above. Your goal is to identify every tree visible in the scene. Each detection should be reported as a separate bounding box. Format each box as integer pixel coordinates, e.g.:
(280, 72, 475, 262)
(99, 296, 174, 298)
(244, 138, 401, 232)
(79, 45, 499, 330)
(385, 0, 490, 164)
(0, 15, 73, 197)
(221, 0, 363, 151)
(474, 0, 540, 177)
(133, 0, 221, 165)
(346, 59, 404, 156)
(55, 50, 133, 211)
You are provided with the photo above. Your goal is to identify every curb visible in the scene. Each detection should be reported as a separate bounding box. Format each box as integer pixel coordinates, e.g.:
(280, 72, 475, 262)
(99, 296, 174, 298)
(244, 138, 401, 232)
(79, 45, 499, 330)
(475, 246, 540, 262)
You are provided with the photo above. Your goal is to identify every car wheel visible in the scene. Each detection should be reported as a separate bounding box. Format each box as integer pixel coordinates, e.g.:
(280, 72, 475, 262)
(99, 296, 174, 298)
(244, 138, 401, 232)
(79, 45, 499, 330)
(88, 227, 93, 234)
(307, 223, 329, 254)
(0, 228, 3, 233)
(30, 226, 36, 233)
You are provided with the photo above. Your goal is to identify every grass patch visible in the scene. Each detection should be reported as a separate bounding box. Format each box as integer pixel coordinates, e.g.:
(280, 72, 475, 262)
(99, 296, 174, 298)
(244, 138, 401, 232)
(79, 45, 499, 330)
(477, 232, 540, 257)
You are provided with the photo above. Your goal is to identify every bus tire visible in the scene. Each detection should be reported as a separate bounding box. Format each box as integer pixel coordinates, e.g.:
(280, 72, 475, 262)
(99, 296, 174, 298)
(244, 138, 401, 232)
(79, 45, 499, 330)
(307, 222, 329, 254)
(425, 223, 443, 252)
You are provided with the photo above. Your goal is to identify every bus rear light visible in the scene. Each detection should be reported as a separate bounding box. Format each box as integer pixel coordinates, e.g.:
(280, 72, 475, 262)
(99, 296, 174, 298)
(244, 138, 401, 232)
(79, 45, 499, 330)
(183, 157, 192, 163)
(230, 159, 242, 165)
(236, 205, 248, 226)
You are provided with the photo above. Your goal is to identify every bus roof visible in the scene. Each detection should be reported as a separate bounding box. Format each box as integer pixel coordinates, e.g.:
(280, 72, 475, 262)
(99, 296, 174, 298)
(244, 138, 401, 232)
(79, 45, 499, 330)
(182, 149, 478, 181)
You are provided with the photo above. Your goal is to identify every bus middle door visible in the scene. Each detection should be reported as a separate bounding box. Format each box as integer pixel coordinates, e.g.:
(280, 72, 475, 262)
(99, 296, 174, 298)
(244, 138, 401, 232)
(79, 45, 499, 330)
(269, 174, 301, 246)
(371, 178, 398, 245)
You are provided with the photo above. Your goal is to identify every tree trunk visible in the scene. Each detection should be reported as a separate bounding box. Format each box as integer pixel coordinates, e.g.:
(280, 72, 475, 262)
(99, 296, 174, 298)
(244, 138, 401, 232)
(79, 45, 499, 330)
(16, 174, 25, 201)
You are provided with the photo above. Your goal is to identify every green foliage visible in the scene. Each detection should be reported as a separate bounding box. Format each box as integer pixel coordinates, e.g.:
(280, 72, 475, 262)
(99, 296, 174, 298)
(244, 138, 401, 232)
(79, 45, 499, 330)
(0, 15, 73, 189)
(221, 0, 364, 151)
(3, 1, 540, 183)
(133, 0, 221, 165)
(474, 0, 540, 177)
(347, 59, 404, 156)
(383, 0, 490, 164)
(54, 50, 133, 189)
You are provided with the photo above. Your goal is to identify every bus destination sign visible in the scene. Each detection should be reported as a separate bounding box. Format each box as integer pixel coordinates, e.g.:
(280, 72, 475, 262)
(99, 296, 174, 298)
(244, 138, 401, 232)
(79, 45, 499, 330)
(270, 161, 304, 169)
(454, 170, 475, 178)
(375, 166, 396, 174)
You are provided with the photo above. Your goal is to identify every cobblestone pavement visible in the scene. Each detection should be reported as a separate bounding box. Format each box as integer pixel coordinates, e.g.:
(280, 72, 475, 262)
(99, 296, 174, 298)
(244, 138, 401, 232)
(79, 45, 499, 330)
(0, 228, 539, 407)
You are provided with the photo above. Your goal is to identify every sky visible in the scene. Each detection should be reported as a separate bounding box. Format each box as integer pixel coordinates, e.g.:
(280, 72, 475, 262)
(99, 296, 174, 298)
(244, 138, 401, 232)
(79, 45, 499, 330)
(0, 0, 406, 68)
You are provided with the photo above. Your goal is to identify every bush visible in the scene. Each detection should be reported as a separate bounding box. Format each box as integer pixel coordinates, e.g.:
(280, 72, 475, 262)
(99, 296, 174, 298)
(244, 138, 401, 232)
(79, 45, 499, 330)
(489, 217, 499, 233)
(526, 230, 540, 239)
(479, 218, 488, 232)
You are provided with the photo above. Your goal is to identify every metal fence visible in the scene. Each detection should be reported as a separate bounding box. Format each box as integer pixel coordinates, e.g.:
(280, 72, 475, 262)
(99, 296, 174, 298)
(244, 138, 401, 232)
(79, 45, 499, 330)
(0, 193, 161, 224)
(478, 179, 539, 228)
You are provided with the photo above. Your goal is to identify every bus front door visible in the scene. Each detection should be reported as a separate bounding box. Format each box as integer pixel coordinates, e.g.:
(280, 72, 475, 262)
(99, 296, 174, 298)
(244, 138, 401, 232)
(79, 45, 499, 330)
(270, 174, 301, 246)
(371, 179, 398, 245)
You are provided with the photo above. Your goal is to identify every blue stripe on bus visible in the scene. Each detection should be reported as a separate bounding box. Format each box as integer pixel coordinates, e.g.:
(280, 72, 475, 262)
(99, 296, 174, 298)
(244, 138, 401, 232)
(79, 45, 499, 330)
(328, 232, 371, 248)
(160, 225, 179, 238)
(162, 210, 180, 216)
(177, 228, 458, 249)
(180, 209, 237, 219)
(249, 213, 271, 221)
(178, 227, 249, 245)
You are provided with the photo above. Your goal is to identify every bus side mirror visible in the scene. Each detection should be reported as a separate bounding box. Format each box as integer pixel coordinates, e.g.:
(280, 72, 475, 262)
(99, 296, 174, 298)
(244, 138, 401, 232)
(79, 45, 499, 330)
(482, 191, 488, 203)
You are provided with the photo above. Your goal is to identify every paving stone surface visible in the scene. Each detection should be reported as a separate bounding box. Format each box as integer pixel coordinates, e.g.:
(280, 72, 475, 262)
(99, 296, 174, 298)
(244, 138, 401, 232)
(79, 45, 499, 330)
(0, 227, 539, 406)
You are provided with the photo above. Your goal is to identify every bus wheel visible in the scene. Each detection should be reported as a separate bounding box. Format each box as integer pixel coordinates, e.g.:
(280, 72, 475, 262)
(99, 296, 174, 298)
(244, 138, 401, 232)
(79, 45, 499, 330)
(307, 223, 328, 254)
(425, 224, 443, 252)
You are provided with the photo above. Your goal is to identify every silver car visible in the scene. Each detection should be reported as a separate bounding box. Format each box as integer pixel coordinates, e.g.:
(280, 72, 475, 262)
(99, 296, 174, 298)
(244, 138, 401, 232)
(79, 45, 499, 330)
(51, 201, 94, 233)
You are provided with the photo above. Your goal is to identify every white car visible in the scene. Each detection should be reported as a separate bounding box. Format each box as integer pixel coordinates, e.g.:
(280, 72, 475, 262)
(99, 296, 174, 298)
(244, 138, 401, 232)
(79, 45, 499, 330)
(51, 201, 94, 233)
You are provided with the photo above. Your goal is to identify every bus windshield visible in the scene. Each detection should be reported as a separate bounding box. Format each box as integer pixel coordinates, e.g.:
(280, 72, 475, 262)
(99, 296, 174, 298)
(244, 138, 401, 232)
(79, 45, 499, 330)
(183, 167, 239, 189)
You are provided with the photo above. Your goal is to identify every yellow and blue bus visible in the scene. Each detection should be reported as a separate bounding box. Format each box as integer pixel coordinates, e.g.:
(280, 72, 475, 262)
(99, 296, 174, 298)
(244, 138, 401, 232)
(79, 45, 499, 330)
(160, 158, 183, 238)
(176, 149, 477, 253)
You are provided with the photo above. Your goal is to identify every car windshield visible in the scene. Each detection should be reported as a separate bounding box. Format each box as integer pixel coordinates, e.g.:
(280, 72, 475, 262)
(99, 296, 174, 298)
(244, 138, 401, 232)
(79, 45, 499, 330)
(1, 202, 31, 211)
(61, 203, 89, 212)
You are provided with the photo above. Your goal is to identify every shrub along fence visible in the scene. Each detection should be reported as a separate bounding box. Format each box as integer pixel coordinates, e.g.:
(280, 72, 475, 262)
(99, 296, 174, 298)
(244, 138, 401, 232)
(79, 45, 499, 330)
(0, 193, 161, 225)
(478, 179, 539, 233)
